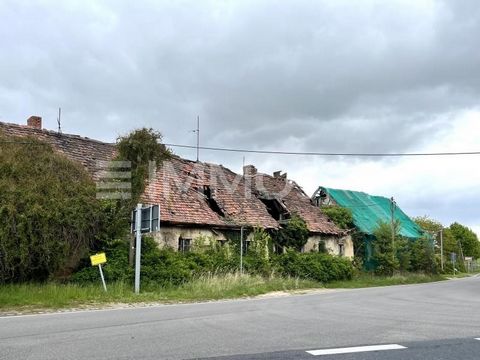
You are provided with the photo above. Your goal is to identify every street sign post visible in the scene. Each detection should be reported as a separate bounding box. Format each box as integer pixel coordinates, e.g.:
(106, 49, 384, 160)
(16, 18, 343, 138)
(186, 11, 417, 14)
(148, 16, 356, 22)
(131, 203, 160, 294)
(134, 203, 142, 294)
(90, 253, 107, 292)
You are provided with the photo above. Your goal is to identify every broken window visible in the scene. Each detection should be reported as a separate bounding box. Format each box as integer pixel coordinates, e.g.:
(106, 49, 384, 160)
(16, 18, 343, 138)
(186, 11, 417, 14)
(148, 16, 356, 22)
(178, 238, 191, 253)
(203, 185, 225, 217)
(318, 240, 327, 254)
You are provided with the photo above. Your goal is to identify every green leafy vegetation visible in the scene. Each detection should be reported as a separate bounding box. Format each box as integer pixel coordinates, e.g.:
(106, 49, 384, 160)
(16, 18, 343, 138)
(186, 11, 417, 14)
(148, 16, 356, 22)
(73, 233, 354, 287)
(274, 250, 354, 282)
(95, 128, 172, 244)
(0, 135, 107, 283)
(372, 221, 437, 276)
(449, 222, 480, 258)
(271, 214, 309, 251)
(116, 128, 171, 203)
(321, 206, 354, 230)
(413, 216, 480, 273)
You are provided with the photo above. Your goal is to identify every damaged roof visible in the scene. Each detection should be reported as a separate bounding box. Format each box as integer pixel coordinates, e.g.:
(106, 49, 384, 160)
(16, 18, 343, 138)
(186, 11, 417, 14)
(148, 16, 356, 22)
(251, 170, 344, 236)
(0, 119, 342, 233)
(0, 121, 116, 180)
(142, 157, 279, 229)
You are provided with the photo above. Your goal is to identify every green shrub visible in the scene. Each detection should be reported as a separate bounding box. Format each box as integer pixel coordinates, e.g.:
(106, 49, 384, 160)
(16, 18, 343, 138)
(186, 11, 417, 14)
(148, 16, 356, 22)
(71, 239, 133, 283)
(410, 237, 437, 274)
(0, 135, 107, 283)
(372, 222, 399, 276)
(272, 214, 309, 251)
(274, 250, 353, 282)
(321, 206, 354, 230)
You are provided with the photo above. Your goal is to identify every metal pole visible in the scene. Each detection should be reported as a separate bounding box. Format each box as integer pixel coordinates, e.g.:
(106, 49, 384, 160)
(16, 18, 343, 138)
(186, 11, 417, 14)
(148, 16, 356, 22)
(390, 197, 396, 260)
(440, 229, 444, 272)
(196, 116, 200, 162)
(240, 226, 244, 275)
(135, 203, 142, 294)
(98, 264, 107, 292)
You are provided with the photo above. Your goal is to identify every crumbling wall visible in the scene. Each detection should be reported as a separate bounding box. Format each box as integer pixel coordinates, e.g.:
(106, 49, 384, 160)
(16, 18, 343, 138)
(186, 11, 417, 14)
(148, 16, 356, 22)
(304, 234, 354, 258)
(150, 226, 227, 249)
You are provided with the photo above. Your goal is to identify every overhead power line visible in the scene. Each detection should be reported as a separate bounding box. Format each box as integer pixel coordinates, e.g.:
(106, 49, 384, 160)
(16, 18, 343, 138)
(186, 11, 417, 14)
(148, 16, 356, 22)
(2, 138, 480, 157)
(164, 143, 480, 157)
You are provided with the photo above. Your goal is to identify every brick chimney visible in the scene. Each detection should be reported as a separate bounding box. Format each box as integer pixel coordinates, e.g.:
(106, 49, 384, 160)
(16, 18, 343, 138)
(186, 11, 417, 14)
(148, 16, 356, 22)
(27, 116, 42, 129)
(243, 165, 257, 176)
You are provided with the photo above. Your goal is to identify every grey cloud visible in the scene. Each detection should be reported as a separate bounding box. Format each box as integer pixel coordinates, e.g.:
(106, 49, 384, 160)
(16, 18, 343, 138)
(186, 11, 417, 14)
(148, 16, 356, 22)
(1, 0, 480, 151)
(0, 1, 477, 158)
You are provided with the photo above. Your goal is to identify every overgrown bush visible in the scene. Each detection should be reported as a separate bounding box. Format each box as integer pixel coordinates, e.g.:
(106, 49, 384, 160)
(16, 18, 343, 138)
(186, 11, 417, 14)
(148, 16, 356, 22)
(71, 239, 133, 283)
(116, 128, 171, 203)
(0, 135, 107, 283)
(272, 214, 309, 251)
(273, 250, 354, 282)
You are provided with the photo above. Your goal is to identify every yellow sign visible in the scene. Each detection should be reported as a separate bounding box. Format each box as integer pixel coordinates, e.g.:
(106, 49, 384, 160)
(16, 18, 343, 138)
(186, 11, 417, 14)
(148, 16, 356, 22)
(90, 253, 107, 266)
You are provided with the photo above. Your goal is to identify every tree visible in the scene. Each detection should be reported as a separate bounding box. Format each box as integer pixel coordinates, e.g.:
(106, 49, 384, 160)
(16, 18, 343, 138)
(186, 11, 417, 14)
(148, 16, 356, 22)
(96, 128, 172, 243)
(413, 215, 443, 233)
(0, 135, 106, 282)
(448, 222, 480, 259)
(321, 206, 354, 230)
(372, 221, 399, 276)
(410, 237, 437, 273)
(116, 128, 171, 203)
(272, 214, 309, 251)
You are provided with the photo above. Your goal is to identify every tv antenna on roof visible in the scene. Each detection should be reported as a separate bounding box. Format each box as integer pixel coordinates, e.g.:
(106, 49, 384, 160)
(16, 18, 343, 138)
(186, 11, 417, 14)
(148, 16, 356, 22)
(191, 115, 200, 162)
(57, 107, 62, 133)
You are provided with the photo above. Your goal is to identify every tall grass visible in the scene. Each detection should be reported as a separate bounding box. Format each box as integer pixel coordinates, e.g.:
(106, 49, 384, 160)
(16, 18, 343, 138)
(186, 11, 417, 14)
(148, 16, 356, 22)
(0, 272, 449, 313)
(0, 274, 319, 312)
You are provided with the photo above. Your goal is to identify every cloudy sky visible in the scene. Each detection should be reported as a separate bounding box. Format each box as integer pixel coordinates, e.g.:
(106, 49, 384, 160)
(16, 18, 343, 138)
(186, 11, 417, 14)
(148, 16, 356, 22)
(1, 0, 479, 235)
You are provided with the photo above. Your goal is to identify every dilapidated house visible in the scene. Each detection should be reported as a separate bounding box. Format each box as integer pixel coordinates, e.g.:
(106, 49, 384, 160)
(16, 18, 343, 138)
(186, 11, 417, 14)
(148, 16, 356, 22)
(141, 157, 279, 250)
(245, 166, 353, 257)
(1, 116, 351, 257)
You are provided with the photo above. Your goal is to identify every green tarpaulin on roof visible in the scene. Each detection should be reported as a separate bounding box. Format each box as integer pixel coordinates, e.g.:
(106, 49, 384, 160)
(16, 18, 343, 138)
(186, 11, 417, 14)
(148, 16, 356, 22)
(320, 187, 424, 239)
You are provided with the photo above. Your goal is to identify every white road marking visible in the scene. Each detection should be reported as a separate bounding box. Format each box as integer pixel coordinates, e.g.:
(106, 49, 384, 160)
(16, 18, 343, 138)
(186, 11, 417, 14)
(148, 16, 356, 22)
(307, 344, 407, 356)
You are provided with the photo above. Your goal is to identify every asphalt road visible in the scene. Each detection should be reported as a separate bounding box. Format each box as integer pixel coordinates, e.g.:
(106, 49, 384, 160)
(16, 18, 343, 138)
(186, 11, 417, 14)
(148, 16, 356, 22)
(1, 276, 480, 360)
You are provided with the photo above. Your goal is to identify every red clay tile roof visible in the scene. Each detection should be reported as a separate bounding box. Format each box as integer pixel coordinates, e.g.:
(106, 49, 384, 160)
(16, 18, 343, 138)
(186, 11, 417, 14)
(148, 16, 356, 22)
(142, 157, 279, 229)
(0, 121, 116, 180)
(252, 172, 343, 235)
(1, 120, 335, 232)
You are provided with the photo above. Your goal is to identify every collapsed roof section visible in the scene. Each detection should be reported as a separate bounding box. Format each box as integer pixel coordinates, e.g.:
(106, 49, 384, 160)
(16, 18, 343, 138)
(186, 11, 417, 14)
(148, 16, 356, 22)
(142, 157, 279, 229)
(246, 166, 344, 236)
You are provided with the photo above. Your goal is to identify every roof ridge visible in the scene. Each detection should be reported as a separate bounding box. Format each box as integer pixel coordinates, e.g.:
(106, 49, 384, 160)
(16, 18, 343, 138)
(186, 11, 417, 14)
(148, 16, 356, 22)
(0, 120, 115, 147)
